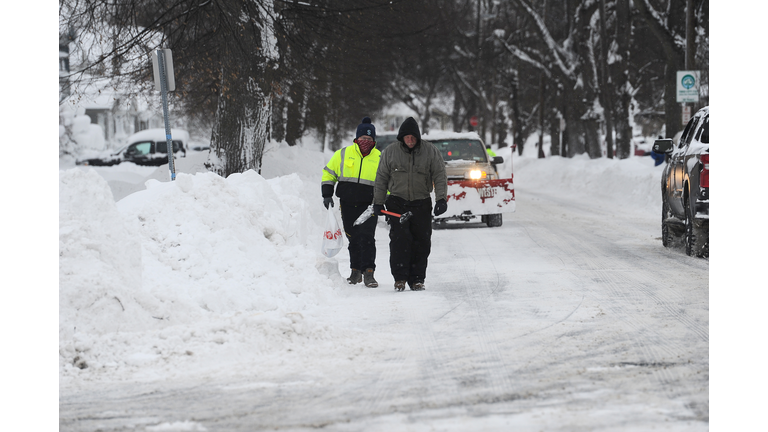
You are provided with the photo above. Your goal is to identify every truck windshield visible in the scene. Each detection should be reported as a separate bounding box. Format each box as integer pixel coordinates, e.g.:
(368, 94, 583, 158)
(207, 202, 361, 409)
(432, 139, 487, 162)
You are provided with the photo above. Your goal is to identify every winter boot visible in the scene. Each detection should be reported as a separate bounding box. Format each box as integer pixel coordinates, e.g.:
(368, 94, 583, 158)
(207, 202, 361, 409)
(411, 282, 425, 291)
(363, 269, 378, 288)
(394, 280, 406, 292)
(347, 269, 362, 284)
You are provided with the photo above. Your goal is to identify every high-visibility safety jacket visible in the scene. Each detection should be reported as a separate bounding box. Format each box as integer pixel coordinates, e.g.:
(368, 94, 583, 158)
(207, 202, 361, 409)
(322, 143, 382, 204)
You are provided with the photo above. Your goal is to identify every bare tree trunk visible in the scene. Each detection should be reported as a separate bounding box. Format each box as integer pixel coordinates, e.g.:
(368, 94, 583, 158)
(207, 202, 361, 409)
(452, 82, 463, 132)
(496, 103, 508, 148)
(538, 72, 546, 159)
(490, 87, 497, 145)
(271, 94, 286, 143)
(328, 110, 345, 151)
(598, 0, 614, 159)
(584, 119, 602, 158)
(562, 87, 584, 157)
(422, 92, 433, 135)
(285, 83, 305, 147)
(561, 101, 569, 157)
(614, 0, 632, 159)
(575, 3, 602, 159)
(549, 108, 560, 157)
(686, 0, 696, 70)
(209, 70, 271, 177)
(510, 71, 525, 156)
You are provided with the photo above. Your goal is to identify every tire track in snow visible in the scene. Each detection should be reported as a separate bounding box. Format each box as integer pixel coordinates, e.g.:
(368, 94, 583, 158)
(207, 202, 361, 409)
(429, 226, 517, 402)
(522, 212, 681, 385)
(515, 190, 708, 403)
(360, 302, 417, 414)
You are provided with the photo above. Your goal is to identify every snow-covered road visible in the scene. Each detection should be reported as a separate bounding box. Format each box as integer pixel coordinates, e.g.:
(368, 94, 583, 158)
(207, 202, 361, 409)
(59, 158, 708, 431)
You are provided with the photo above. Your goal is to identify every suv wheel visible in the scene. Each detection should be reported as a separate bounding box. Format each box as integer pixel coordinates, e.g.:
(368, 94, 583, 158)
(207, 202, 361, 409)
(661, 200, 673, 247)
(684, 196, 708, 258)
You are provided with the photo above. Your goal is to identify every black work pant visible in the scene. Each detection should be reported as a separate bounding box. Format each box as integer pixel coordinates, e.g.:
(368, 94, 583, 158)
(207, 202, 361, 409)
(385, 196, 432, 286)
(340, 200, 377, 271)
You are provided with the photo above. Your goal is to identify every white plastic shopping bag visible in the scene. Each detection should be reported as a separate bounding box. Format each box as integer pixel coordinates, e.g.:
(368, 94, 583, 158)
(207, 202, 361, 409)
(321, 207, 344, 257)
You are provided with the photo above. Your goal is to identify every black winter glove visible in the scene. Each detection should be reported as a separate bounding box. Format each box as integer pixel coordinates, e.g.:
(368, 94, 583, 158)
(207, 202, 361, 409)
(434, 199, 447, 216)
(323, 197, 334, 209)
(373, 204, 385, 216)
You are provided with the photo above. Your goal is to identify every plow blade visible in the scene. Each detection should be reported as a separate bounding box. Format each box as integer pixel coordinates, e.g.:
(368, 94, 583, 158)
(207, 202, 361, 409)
(440, 177, 515, 218)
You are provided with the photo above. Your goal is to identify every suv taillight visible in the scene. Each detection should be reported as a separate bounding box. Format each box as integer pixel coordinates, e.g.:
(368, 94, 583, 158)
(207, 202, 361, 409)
(700, 153, 709, 188)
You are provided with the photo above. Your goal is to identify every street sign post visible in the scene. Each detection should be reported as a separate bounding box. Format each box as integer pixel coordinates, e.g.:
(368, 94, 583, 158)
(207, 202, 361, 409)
(682, 105, 692, 125)
(151, 49, 176, 181)
(676, 70, 700, 103)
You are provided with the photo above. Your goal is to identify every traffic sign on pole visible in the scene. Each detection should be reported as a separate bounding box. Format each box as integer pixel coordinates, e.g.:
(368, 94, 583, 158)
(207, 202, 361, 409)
(682, 105, 692, 125)
(469, 116, 479, 127)
(152, 49, 175, 92)
(151, 49, 177, 181)
(676, 70, 700, 103)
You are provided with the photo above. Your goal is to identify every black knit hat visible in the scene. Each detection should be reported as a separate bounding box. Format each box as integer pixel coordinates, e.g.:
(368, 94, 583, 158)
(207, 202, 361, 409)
(355, 117, 376, 140)
(397, 117, 421, 144)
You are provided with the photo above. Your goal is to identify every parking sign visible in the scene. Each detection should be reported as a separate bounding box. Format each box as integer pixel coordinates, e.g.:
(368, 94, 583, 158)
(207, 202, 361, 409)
(676, 70, 700, 103)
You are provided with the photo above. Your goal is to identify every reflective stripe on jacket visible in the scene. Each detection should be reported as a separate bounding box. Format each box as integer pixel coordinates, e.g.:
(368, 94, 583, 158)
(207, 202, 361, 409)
(322, 143, 381, 203)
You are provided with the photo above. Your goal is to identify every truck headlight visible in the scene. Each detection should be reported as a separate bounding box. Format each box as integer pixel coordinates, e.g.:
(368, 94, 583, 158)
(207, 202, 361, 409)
(467, 170, 487, 180)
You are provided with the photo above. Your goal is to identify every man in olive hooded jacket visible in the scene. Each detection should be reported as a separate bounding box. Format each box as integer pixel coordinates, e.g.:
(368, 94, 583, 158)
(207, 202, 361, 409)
(372, 117, 447, 291)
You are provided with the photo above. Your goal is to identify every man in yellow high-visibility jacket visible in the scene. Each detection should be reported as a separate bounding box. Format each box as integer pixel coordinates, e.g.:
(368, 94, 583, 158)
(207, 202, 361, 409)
(486, 144, 498, 174)
(322, 117, 382, 287)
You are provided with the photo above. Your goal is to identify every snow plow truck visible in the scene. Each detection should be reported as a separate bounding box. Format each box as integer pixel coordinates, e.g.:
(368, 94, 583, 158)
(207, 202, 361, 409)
(425, 131, 515, 227)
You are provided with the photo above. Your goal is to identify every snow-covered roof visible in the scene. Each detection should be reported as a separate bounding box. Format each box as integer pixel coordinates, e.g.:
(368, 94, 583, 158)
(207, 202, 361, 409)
(127, 128, 190, 144)
(422, 130, 483, 142)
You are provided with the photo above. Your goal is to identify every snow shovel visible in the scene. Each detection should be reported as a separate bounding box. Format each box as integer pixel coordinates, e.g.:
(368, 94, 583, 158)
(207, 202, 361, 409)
(354, 205, 413, 226)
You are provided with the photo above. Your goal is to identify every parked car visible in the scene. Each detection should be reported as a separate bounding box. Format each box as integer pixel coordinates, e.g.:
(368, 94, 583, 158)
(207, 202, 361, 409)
(423, 131, 515, 227)
(121, 128, 188, 166)
(76, 128, 188, 167)
(653, 106, 709, 257)
(75, 145, 128, 166)
(633, 135, 653, 156)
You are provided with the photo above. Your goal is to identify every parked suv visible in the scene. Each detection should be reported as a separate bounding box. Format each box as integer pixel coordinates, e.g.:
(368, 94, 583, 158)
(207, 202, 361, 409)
(122, 128, 187, 166)
(653, 106, 709, 257)
(75, 128, 188, 167)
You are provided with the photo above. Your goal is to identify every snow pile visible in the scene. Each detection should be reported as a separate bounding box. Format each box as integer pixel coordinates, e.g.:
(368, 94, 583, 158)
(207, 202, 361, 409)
(59, 162, 346, 383)
(59, 108, 106, 157)
(59, 169, 150, 339)
(492, 145, 662, 218)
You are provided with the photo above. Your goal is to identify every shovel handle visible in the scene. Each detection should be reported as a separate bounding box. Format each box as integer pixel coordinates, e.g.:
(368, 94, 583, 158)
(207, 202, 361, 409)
(381, 209, 413, 224)
(381, 210, 402, 218)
